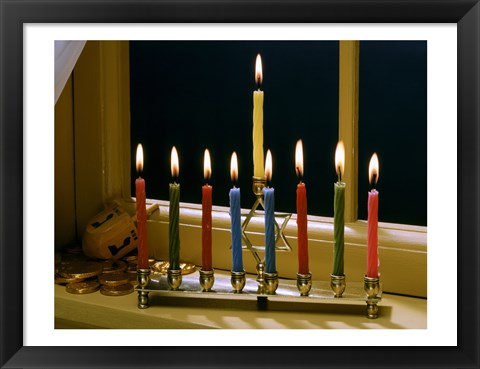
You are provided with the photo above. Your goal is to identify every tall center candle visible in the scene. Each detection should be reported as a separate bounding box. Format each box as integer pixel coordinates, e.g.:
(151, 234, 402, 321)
(202, 149, 213, 272)
(229, 152, 243, 272)
(263, 150, 276, 274)
(333, 141, 345, 276)
(295, 140, 309, 275)
(169, 146, 181, 271)
(253, 54, 264, 177)
(367, 153, 380, 278)
(135, 144, 149, 270)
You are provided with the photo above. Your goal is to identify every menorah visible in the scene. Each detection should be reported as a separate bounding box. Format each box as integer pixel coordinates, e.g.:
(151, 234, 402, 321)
(136, 175, 382, 319)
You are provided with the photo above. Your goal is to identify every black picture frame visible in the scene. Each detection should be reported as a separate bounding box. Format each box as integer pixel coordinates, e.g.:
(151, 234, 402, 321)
(1, 1, 478, 368)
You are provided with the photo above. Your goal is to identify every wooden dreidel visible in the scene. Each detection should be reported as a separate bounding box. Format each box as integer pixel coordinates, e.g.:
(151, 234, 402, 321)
(82, 202, 159, 260)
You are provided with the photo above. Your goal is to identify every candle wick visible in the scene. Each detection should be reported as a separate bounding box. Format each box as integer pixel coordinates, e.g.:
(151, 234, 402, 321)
(371, 173, 377, 190)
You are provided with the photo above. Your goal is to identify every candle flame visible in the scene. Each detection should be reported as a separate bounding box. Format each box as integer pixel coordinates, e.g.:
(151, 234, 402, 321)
(171, 146, 179, 179)
(255, 54, 263, 86)
(265, 149, 273, 182)
(335, 141, 345, 180)
(295, 139, 304, 179)
(369, 153, 379, 185)
(204, 148, 211, 181)
(136, 144, 144, 173)
(230, 152, 238, 183)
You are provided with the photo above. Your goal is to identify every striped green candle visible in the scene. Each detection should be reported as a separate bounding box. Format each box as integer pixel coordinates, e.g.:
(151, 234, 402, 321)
(333, 181, 345, 276)
(169, 182, 180, 270)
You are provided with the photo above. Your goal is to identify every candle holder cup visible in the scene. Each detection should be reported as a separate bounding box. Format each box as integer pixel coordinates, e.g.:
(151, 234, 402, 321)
(296, 272, 312, 296)
(231, 270, 246, 293)
(264, 272, 279, 295)
(252, 176, 267, 196)
(364, 275, 380, 319)
(199, 269, 215, 292)
(330, 274, 346, 298)
(136, 268, 151, 309)
(167, 269, 182, 290)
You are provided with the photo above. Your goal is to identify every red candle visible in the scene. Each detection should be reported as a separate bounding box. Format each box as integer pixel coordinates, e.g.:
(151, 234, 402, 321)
(135, 144, 149, 270)
(202, 149, 213, 271)
(295, 140, 309, 275)
(367, 153, 379, 278)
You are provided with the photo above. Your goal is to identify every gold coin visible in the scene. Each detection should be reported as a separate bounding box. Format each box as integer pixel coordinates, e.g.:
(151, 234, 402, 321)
(66, 280, 100, 294)
(98, 273, 130, 287)
(55, 273, 85, 284)
(102, 260, 127, 274)
(126, 263, 137, 273)
(151, 261, 196, 275)
(59, 261, 103, 279)
(100, 283, 134, 296)
(122, 255, 137, 262)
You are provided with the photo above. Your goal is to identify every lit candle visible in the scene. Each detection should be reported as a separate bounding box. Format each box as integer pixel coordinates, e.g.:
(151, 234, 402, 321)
(135, 144, 149, 270)
(367, 153, 380, 278)
(229, 152, 243, 272)
(263, 150, 276, 274)
(333, 141, 346, 276)
(253, 54, 264, 178)
(169, 146, 180, 271)
(295, 140, 309, 275)
(202, 149, 213, 272)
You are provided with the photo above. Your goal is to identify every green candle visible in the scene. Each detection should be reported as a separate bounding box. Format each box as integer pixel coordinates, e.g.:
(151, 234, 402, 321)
(333, 141, 345, 276)
(169, 147, 180, 270)
(333, 181, 345, 276)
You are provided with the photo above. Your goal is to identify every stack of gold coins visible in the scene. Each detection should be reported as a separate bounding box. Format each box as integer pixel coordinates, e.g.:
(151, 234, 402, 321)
(55, 248, 141, 295)
(98, 272, 134, 296)
(58, 260, 104, 294)
(123, 255, 138, 274)
(66, 280, 101, 294)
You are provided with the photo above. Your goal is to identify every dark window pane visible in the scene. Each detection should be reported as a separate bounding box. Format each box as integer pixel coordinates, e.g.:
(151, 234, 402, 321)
(358, 41, 427, 226)
(130, 41, 339, 216)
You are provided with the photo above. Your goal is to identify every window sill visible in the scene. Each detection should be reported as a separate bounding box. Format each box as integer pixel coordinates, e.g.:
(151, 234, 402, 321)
(115, 198, 427, 298)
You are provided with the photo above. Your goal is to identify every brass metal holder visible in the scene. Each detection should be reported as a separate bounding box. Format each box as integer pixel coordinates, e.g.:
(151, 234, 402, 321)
(256, 262, 266, 294)
(296, 273, 312, 296)
(231, 270, 246, 293)
(264, 272, 279, 295)
(136, 270, 382, 318)
(136, 268, 151, 309)
(167, 269, 182, 290)
(330, 274, 346, 298)
(199, 269, 215, 292)
(252, 176, 267, 196)
(364, 275, 381, 319)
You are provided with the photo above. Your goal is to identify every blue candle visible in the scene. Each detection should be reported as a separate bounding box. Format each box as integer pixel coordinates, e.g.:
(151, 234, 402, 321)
(264, 150, 276, 274)
(230, 152, 243, 272)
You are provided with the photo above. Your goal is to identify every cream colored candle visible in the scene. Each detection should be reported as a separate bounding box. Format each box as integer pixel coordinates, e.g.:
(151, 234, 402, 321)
(253, 54, 264, 177)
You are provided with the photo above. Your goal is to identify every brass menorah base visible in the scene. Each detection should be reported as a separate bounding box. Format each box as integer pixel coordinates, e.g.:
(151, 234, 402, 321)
(135, 269, 381, 318)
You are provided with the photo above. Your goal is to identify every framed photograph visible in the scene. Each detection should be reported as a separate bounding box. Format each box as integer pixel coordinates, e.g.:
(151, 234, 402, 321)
(1, 0, 478, 368)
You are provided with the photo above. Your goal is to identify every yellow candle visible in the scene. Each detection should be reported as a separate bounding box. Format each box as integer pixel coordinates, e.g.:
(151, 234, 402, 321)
(253, 54, 264, 177)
